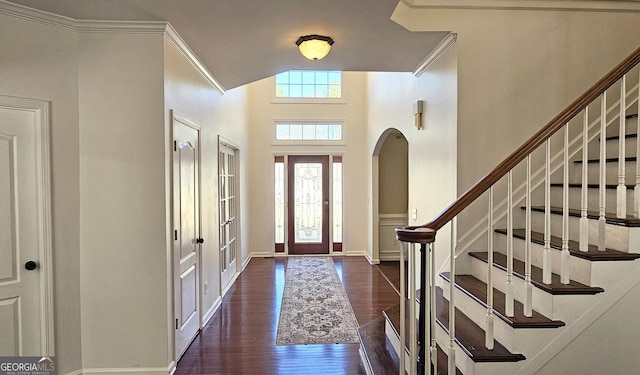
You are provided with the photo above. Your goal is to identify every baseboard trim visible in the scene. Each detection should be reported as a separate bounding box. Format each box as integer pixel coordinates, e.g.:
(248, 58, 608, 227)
(63, 370, 83, 375)
(81, 366, 169, 375)
(202, 296, 221, 327)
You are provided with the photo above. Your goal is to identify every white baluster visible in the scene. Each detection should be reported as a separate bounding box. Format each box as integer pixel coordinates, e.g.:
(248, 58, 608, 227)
(599, 93, 607, 251)
(525, 156, 533, 317)
(543, 139, 552, 284)
(618, 75, 627, 218)
(580, 108, 590, 252)
(505, 171, 515, 317)
(399, 241, 406, 375)
(486, 187, 495, 350)
(449, 220, 456, 375)
(409, 244, 417, 375)
(420, 244, 432, 375)
(562, 125, 571, 284)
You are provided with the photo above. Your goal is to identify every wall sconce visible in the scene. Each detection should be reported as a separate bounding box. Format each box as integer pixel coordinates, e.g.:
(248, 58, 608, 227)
(296, 35, 334, 60)
(414, 100, 424, 130)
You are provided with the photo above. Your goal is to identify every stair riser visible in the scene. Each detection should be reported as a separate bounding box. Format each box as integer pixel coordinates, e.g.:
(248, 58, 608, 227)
(493, 233, 593, 285)
(548, 185, 637, 215)
(434, 323, 521, 375)
(437, 276, 560, 355)
(575, 161, 638, 185)
(384, 320, 409, 375)
(469, 256, 596, 323)
(586, 133, 639, 159)
(528, 209, 633, 252)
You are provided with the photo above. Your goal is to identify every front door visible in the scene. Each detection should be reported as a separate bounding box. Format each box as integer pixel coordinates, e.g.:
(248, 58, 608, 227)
(172, 113, 201, 360)
(287, 155, 329, 254)
(219, 142, 237, 291)
(0, 96, 53, 356)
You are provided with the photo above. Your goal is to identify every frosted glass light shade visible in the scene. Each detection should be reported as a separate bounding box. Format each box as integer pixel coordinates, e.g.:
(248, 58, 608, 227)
(296, 35, 334, 60)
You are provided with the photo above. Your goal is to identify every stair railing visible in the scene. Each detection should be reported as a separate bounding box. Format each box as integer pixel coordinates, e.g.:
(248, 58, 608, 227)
(395, 46, 640, 375)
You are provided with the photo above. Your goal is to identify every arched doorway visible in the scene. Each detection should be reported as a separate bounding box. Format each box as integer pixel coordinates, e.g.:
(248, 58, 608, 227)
(372, 128, 408, 262)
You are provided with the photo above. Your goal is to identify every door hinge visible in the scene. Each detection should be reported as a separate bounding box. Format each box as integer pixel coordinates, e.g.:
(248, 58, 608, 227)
(174, 140, 177, 151)
(175, 318, 179, 330)
(174, 229, 178, 241)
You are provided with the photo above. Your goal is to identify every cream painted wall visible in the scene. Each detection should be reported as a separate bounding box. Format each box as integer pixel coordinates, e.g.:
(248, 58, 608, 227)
(0, 14, 82, 374)
(367, 45, 457, 268)
(246, 73, 369, 256)
(163, 35, 249, 364)
(393, 5, 640, 235)
(78, 31, 169, 371)
(379, 134, 408, 214)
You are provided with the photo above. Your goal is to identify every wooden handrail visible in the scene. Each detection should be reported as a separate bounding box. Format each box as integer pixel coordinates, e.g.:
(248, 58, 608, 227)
(397, 45, 640, 243)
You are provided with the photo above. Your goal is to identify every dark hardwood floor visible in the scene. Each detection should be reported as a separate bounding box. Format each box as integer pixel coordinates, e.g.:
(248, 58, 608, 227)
(175, 256, 399, 375)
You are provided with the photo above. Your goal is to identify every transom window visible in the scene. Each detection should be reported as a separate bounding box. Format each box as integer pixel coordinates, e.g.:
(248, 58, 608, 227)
(275, 122, 342, 141)
(275, 70, 342, 98)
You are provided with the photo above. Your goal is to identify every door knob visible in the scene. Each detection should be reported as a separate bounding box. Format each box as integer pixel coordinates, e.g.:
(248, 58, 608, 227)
(196, 237, 205, 244)
(25, 261, 38, 271)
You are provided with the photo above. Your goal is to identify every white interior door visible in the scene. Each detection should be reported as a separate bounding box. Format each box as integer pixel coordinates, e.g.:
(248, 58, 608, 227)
(0, 96, 53, 356)
(219, 143, 237, 290)
(172, 113, 201, 360)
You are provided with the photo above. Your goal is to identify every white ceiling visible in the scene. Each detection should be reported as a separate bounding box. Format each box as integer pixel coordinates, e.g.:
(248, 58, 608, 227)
(6, 0, 449, 89)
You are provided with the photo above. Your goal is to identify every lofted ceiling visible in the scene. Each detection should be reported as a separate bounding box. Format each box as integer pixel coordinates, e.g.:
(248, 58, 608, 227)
(6, 0, 449, 90)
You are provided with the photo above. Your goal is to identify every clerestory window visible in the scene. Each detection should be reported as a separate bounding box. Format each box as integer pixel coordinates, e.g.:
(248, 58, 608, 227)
(275, 70, 342, 99)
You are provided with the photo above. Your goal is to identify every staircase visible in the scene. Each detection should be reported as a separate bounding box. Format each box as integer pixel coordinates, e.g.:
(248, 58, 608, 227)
(358, 47, 640, 374)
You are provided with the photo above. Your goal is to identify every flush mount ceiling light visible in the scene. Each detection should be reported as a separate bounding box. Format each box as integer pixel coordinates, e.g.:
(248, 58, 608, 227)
(296, 35, 334, 60)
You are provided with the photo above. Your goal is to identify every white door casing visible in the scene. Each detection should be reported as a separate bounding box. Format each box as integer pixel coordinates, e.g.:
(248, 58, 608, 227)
(0, 95, 54, 356)
(218, 141, 237, 291)
(172, 111, 201, 360)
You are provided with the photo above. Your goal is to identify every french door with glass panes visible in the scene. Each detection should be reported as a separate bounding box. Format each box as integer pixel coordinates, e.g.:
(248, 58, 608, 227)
(219, 143, 237, 290)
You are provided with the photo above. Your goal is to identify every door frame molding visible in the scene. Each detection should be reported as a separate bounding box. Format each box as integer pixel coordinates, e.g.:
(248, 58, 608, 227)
(0, 94, 55, 354)
(217, 136, 241, 297)
(170, 110, 202, 361)
(287, 154, 330, 255)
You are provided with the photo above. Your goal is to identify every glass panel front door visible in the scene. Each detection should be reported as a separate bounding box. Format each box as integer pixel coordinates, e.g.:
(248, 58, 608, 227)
(287, 155, 329, 254)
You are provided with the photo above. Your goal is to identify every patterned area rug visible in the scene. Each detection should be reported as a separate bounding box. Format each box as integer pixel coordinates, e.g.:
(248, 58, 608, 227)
(276, 257, 360, 345)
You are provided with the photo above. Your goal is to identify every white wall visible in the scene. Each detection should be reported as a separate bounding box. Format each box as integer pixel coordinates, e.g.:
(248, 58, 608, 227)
(534, 280, 640, 374)
(367, 45, 458, 267)
(246, 73, 369, 256)
(163, 35, 249, 364)
(78, 30, 169, 371)
(393, 5, 640, 235)
(0, 13, 82, 374)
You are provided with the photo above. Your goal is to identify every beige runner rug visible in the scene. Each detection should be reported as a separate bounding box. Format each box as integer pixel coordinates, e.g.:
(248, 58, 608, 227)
(276, 257, 360, 345)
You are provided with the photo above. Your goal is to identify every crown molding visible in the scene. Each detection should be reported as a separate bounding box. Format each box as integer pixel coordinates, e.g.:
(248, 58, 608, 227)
(400, 0, 640, 12)
(413, 32, 457, 77)
(0, 0, 226, 93)
(0, 0, 76, 29)
(0, 1, 168, 32)
(164, 24, 226, 94)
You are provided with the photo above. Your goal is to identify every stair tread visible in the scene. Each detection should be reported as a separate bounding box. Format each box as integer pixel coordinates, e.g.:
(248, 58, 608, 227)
(469, 252, 604, 294)
(385, 297, 525, 363)
(357, 317, 401, 375)
(549, 182, 635, 189)
(527, 205, 640, 227)
(381, 305, 463, 374)
(574, 156, 637, 163)
(440, 272, 565, 328)
(495, 228, 640, 261)
(435, 287, 526, 362)
(605, 132, 638, 141)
